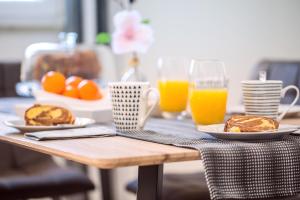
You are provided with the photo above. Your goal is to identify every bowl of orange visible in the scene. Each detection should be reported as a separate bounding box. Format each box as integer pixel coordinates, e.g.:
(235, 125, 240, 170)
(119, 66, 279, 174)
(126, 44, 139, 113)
(41, 71, 103, 101)
(30, 71, 112, 123)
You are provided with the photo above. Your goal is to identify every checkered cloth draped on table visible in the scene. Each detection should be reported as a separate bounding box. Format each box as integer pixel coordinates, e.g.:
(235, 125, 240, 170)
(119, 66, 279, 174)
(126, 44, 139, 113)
(118, 118, 300, 200)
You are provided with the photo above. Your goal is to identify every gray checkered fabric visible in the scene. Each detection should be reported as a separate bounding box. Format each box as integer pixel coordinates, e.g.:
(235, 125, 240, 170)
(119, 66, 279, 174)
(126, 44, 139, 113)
(117, 118, 300, 200)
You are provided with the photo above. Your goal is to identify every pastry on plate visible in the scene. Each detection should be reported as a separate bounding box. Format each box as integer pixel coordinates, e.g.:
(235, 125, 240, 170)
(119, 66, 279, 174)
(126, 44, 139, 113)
(25, 104, 75, 126)
(224, 115, 279, 132)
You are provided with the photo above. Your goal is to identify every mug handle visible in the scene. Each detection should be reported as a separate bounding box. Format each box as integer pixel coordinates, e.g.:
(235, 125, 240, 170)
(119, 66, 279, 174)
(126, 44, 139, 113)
(277, 85, 300, 121)
(139, 88, 160, 128)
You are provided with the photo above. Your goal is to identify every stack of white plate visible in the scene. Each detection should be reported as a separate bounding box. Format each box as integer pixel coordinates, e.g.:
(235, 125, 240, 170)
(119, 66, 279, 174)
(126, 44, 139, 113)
(242, 80, 283, 119)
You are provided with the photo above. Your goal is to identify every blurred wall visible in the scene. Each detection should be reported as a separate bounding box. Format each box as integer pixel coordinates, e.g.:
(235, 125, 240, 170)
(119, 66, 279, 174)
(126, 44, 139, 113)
(0, 30, 59, 61)
(0, 0, 65, 61)
(108, 0, 300, 106)
(1, 0, 300, 105)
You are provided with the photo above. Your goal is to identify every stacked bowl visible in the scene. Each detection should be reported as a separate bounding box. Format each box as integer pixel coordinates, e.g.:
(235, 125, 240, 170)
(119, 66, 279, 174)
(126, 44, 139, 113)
(242, 80, 283, 119)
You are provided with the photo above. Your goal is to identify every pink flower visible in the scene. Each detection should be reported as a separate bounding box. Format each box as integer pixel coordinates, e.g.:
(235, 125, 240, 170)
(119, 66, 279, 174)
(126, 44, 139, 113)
(112, 10, 154, 54)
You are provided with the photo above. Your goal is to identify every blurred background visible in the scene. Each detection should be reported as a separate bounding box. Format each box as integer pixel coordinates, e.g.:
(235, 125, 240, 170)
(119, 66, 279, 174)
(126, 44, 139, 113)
(1, 0, 300, 105)
(1, 0, 300, 199)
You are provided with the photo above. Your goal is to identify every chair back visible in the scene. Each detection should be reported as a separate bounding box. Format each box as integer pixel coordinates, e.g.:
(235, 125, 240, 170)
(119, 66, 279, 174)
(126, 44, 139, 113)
(0, 62, 21, 97)
(0, 142, 14, 171)
(0, 141, 52, 171)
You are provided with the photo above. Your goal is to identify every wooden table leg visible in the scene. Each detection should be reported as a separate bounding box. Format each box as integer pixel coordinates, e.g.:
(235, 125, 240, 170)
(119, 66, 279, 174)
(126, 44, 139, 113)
(137, 164, 163, 200)
(100, 169, 114, 200)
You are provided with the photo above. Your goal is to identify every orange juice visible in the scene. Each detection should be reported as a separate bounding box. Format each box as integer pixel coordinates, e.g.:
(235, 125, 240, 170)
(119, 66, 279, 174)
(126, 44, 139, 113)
(158, 80, 189, 112)
(189, 88, 228, 125)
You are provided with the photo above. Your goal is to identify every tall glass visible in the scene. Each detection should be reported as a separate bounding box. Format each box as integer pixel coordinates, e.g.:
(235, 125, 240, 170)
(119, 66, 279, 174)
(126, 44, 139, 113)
(157, 57, 189, 119)
(189, 59, 228, 126)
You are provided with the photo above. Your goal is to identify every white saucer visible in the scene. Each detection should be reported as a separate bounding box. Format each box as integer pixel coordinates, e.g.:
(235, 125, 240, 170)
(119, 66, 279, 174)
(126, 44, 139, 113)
(4, 117, 95, 132)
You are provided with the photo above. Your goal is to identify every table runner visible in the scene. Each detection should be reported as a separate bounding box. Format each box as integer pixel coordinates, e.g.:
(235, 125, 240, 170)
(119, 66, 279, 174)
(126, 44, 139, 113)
(118, 118, 300, 200)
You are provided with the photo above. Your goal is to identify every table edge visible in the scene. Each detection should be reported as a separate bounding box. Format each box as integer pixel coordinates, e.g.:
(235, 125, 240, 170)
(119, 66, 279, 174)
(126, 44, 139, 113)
(0, 135, 200, 169)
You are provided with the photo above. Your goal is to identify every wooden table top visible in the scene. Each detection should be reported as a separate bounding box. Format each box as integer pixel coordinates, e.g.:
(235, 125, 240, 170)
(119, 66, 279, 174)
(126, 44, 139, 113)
(0, 133, 200, 169)
(1, 114, 299, 169)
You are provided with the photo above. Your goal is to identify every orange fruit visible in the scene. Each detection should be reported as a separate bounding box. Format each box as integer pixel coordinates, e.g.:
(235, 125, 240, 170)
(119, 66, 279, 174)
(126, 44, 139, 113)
(63, 85, 80, 98)
(41, 71, 66, 94)
(66, 76, 83, 87)
(78, 80, 103, 100)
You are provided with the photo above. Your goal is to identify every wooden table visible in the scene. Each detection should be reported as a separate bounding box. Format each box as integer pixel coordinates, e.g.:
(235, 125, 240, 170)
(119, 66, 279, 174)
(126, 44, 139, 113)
(0, 115, 200, 200)
(0, 98, 199, 200)
(0, 98, 115, 200)
(1, 112, 299, 200)
(0, 134, 200, 169)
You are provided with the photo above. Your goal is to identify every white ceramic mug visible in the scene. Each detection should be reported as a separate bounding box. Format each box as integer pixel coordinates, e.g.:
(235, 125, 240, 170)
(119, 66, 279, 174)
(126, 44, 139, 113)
(109, 82, 159, 132)
(242, 80, 300, 121)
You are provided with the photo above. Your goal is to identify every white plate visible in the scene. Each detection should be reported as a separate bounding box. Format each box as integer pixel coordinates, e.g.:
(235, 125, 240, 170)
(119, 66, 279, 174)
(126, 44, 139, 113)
(197, 124, 298, 140)
(4, 117, 95, 132)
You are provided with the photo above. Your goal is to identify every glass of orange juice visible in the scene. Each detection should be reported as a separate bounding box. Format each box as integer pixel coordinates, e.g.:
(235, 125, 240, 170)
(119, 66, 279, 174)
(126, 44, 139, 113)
(189, 59, 228, 126)
(157, 57, 189, 119)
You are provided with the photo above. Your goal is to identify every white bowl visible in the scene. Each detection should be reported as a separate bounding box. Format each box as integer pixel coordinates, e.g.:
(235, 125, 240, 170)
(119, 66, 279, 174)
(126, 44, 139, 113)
(15, 90, 113, 123)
